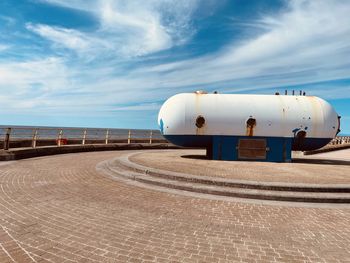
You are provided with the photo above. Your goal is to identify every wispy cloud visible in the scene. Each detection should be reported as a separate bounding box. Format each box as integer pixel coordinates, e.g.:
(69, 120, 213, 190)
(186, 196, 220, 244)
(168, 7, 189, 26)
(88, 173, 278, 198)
(0, 15, 16, 26)
(111, 103, 161, 111)
(0, 57, 72, 112)
(26, 23, 94, 53)
(33, 0, 200, 57)
(1, 0, 350, 129)
(0, 57, 68, 88)
(0, 44, 9, 52)
(138, 0, 350, 91)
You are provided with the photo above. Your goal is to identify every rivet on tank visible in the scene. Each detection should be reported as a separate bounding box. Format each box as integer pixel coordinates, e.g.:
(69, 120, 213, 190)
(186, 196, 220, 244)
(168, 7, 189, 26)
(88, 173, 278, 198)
(158, 91, 340, 162)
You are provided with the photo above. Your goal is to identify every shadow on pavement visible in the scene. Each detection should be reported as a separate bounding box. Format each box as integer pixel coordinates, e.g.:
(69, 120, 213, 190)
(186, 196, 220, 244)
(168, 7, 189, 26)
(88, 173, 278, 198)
(181, 155, 208, 160)
(292, 158, 350, 166)
(181, 155, 350, 166)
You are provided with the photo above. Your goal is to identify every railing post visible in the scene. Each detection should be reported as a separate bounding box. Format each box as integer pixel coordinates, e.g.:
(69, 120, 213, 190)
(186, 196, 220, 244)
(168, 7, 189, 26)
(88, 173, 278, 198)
(128, 130, 131, 144)
(32, 129, 38, 148)
(4, 128, 11, 150)
(82, 130, 87, 145)
(149, 130, 153, 144)
(105, 129, 109, 145)
(57, 129, 63, 147)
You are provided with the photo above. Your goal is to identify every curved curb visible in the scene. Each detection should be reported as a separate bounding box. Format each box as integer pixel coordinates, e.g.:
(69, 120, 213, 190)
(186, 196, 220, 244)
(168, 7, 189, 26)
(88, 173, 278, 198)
(98, 150, 350, 204)
(0, 144, 181, 161)
(120, 151, 350, 193)
(305, 144, 350, 155)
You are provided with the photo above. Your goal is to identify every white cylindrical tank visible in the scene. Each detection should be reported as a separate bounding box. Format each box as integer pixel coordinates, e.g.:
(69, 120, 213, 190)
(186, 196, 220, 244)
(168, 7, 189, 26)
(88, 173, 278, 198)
(158, 92, 340, 151)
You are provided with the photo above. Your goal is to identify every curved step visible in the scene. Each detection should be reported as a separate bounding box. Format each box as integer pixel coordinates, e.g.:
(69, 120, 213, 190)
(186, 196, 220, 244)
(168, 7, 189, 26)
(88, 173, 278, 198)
(100, 154, 350, 203)
(118, 153, 350, 193)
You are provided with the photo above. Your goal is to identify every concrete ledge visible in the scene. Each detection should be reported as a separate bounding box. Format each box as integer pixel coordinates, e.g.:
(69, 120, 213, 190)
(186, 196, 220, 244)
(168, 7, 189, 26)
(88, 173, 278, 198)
(119, 152, 350, 191)
(98, 150, 350, 204)
(305, 144, 350, 155)
(0, 143, 182, 161)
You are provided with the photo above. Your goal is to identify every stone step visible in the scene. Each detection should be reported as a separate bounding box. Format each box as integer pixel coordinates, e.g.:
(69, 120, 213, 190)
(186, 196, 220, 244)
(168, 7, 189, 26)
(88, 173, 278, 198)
(104, 157, 350, 203)
(115, 153, 350, 193)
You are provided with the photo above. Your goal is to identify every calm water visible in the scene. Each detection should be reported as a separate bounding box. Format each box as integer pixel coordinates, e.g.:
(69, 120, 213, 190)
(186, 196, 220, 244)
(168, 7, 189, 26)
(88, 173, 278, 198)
(0, 125, 162, 140)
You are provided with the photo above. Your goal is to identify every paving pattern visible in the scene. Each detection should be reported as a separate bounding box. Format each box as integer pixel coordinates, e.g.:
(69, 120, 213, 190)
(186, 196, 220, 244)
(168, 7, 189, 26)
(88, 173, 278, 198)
(0, 150, 349, 262)
(130, 149, 350, 184)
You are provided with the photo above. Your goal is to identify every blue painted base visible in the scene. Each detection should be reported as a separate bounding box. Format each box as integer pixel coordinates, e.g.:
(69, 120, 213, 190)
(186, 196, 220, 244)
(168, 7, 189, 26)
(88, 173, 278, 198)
(211, 136, 292, 162)
(163, 134, 333, 162)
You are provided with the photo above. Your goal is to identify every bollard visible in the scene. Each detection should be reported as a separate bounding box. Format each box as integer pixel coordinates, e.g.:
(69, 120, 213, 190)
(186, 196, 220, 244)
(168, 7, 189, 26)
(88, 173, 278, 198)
(82, 130, 87, 145)
(128, 130, 131, 144)
(4, 128, 11, 150)
(32, 129, 38, 148)
(105, 129, 109, 145)
(149, 130, 153, 144)
(57, 129, 63, 147)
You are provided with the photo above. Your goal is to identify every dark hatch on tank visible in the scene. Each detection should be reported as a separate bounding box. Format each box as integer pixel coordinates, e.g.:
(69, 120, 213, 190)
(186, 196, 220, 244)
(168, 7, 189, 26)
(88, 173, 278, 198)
(237, 139, 268, 160)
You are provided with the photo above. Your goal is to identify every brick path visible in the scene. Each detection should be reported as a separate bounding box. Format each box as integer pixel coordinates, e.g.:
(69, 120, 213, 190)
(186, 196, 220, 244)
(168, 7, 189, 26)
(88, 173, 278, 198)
(0, 151, 349, 262)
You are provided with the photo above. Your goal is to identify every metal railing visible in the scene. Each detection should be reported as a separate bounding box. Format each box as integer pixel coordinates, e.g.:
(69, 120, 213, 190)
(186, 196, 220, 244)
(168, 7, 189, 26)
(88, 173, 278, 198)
(0, 127, 165, 150)
(1, 126, 349, 151)
(329, 136, 350, 145)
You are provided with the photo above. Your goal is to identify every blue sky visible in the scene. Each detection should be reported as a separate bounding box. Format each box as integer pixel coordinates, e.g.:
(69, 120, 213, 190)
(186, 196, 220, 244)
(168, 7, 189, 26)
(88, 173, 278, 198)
(0, 0, 349, 134)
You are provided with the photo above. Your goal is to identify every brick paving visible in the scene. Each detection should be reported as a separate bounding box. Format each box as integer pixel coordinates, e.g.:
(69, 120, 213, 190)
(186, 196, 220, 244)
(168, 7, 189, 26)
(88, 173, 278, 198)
(130, 150, 350, 184)
(0, 150, 349, 262)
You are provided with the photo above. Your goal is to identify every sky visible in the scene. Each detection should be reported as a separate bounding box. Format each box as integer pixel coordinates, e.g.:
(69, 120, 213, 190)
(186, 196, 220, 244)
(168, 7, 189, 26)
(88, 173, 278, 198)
(0, 0, 349, 134)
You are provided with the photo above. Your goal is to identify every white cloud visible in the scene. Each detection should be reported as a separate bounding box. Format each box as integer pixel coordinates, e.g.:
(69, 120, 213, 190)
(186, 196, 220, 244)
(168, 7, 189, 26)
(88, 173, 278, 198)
(131, 0, 350, 92)
(98, 0, 172, 56)
(111, 103, 161, 111)
(0, 15, 16, 26)
(0, 57, 67, 87)
(26, 23, 90, 50)
(0, 44, 9, 52)
(34, 0, 200, 57)
(2, 0, 350, 124)
(216, 0, 350, 66)
(0, 57, 72, 112)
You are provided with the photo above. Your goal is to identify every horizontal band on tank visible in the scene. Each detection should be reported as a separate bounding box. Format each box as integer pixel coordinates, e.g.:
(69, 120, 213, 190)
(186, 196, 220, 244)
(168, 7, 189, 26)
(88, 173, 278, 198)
(163, 134, 332, 152)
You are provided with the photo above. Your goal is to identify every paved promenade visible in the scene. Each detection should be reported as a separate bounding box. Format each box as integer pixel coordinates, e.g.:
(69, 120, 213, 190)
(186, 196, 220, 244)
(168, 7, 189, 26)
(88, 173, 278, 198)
(0, 151, 349, 262)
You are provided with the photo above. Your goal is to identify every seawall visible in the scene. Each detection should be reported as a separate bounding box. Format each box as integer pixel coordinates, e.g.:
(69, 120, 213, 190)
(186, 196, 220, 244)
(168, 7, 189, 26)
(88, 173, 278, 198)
(0, 143, 181, 161)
